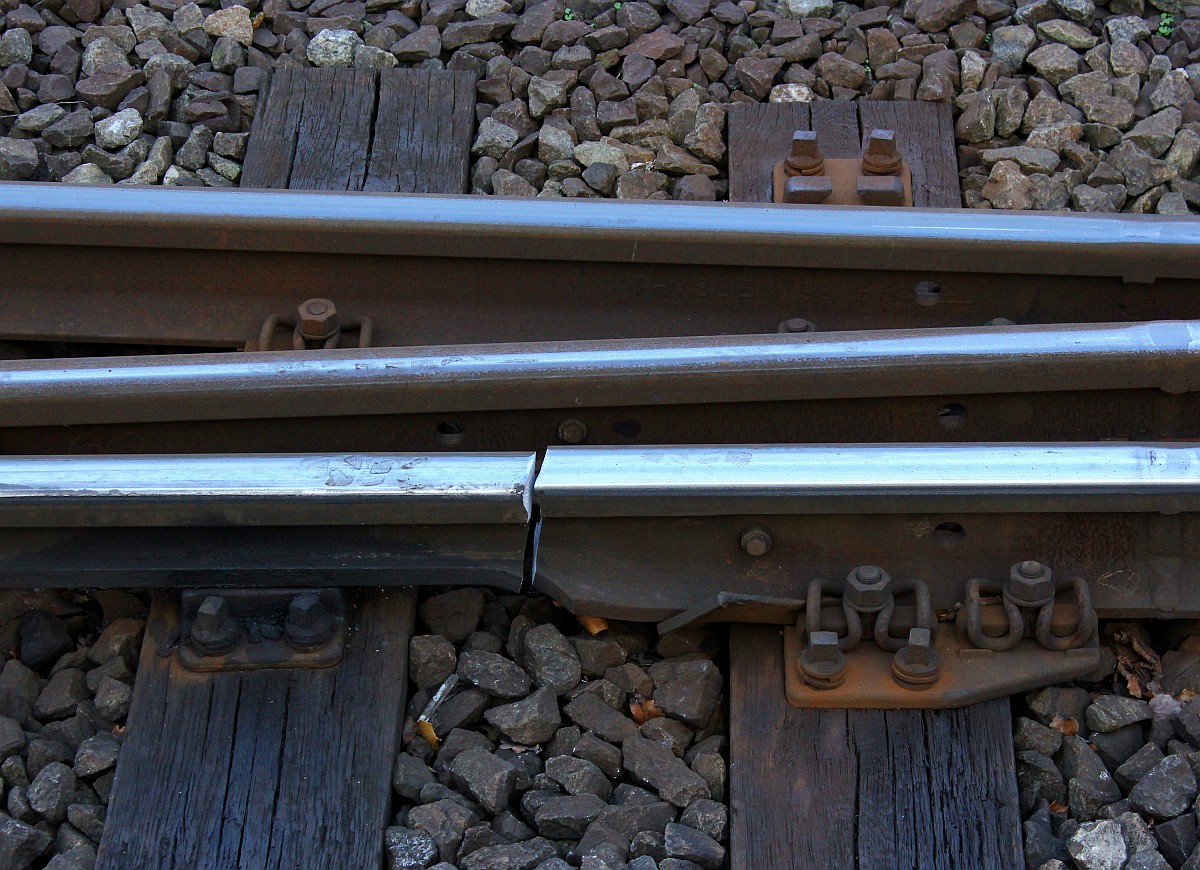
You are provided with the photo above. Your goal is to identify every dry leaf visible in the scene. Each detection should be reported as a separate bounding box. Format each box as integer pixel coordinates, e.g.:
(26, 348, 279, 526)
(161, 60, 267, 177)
(1049, 801, 1068, 813)
(252, 11, 264, 27)
(579, 615, 610, 636)
(416, 719, 439, 750)
(630, 698, 663, 725)
(1050, 716, 1078, 736)
(1106, 622, 1163, 699)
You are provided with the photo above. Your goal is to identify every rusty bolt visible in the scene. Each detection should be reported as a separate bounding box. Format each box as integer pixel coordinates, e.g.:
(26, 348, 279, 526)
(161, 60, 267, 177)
(740, 525, 773, 557)
(285, 591, 336, 651)
(861, 129, 902, 176)
(297, 298, 340, 340)
(799, 630, 846, 690)
(785, 130, 824, 176)
(191, 595, 239, 655)
(891, 627, 941, 690)
(844, 565, 892, 613)
(778, 318, 816, 334)
(558, 418, 588, 444)
(1005, 560, 1055, 608)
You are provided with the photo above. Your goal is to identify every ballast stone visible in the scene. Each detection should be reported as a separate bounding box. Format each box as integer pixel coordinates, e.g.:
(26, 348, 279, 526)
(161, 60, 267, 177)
(306, 29, 363, 67)
(1130, 755, 1198, 820)
(0, 139, 40, 181)
(1068, 819, 1127, 870)
(1086, 696, 1153, 733)
(384, 826, 439, 870)
(95, 109, 144, 150)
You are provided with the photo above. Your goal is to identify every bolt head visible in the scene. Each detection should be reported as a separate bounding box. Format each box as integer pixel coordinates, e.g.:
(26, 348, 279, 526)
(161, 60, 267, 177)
(1006, 560, 1054, 607)
(778, 318, 816, 334)
(806, 630, 840, 663)
(557, 418, 588, 444)
(785, 130, 824, 175)
(191, 595, 238, 655)
(862, 128, 903, 175)
(800, 630, 846, 689)
(892, 632, 941, 689)
(297, 298, 340, 339)
(866, 128, 897, 154)
(900, 627, 933, 665)
(285, 591, 335, 650)
(287, 591, 324, 629)
(790, 130, 819, 155)
(845, 565, 891, 612)
(740, 526, 772, 557)
(196, 595, 230, 625)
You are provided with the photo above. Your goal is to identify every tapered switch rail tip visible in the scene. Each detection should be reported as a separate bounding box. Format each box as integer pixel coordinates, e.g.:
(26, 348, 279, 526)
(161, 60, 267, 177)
(2, 319, 1199, 428)
(0, 453, 537, 526)
(533, 443, 1200, 517)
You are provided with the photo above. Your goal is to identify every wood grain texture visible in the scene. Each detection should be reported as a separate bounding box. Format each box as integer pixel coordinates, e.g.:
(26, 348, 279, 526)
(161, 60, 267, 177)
(727, 102, 811, 203)
(242, 68, 475, 193)
(810, 99, 861, 158)
(96, 589, 415, 870)
(729, 624, 1023, 870)
(858, 100, 961, 207)
(365, 69, 476, 194)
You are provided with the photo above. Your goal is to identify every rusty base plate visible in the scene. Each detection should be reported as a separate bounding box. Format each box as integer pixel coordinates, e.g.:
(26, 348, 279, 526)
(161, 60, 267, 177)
(180, 588, 346, 672)
(783, 623, 1102, 709)
(772, 159, 913, 207)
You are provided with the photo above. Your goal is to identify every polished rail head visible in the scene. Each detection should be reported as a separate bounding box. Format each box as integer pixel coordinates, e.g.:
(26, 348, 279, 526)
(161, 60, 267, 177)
(533, 443, 1200, 516)
(0, 320, 1197, 427)
(0, 453, 537, 526)
(0, 183, 1196, 281)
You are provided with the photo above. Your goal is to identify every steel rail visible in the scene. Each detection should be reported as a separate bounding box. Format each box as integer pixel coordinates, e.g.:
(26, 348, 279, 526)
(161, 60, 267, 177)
(534, 443, 1200, 516)
(1, 320, 1198, 427)
(0, 453, 536, 525)
(0, 183, 1196, 281)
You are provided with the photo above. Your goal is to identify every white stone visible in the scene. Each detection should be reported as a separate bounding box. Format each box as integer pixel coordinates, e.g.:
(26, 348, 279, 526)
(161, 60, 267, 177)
(1068, 820, 1128, 870)
(306, 29, 363, 67)
(769, 83, 815, 103)
(94, 109, 144, 150)
(202, 5, 255, 46)
(466, 0, 512, 17)
(0, 28, 33, 67)
(960, 50, 986, 92)
(778, 0, 833, 18)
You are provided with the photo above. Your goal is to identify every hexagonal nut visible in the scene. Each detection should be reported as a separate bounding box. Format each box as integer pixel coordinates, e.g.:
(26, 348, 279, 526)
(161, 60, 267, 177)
(287, 591, 326, 630)
(844, 565, 891, 612)
(1005, 560, 1054, 607)
(297, 298, 340, 339)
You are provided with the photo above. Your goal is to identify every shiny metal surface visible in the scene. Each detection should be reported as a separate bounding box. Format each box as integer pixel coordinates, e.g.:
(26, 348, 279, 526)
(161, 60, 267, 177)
(2, 320, 1197, 427)
(0, 183, 1196, 280)
(535, 443, 1200, 517)
(0, 453, 536, 526)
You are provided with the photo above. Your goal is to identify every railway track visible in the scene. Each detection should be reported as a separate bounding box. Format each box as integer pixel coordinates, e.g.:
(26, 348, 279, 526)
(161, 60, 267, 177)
(0, 182, 1198, 870)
